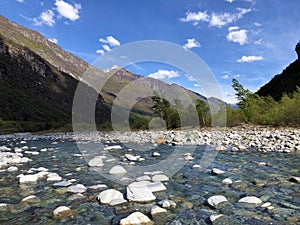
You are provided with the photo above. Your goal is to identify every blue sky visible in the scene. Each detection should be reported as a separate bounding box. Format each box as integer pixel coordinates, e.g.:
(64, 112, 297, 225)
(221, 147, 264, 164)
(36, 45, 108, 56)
(1, 0, 300, 103)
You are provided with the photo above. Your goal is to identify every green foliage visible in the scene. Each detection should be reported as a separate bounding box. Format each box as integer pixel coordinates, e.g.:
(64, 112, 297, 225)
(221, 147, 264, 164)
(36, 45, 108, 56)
(229, 79, 300, 127)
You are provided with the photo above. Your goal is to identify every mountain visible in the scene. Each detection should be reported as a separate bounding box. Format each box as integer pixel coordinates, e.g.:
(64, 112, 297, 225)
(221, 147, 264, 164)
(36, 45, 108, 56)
(257, 42, 300, 101)
(0, 15, 209, 132)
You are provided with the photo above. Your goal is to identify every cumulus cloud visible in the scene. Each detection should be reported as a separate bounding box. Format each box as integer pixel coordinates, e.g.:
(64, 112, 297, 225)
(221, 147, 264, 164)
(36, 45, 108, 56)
(180, 8, 252, 28)
(227, 27, 248, 45)
(99, 36, 121, 47)
(96, 49, 105, 55)
(237, 55, 263, 63)
(16, 0, 24, 3)
(31, 10, 55, 26)
(97, 36, 121, 54)
(183, 38, 201, 49)
(148, 70, 180, 80)
(226, 0, 235, 3)
(55, 0, 81, 21)
(48, 38, 58, 44)
(102, 44, 111, 52)
(180, 11, 209, 24)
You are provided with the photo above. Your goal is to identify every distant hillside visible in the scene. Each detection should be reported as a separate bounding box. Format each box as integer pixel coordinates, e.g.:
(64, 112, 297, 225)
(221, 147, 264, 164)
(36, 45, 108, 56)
(257, 42, 300, 101)
(0, 15, 212, 132)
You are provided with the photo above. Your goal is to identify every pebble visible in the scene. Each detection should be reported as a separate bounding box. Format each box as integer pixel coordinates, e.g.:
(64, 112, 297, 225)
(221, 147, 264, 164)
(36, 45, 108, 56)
(127, 181, 156, 203)
(97, 189, 125, 205)
(152, 152, 161, 157)
(158, 199, 177, 208)
(238, 196, 262, 205)
(53, 181, 72, 187)
(151, 205, 167, 216)
(120, 212, 152, 225)
(212, 168, 225, 175)
(192, 164, 201, 169)
(7, 166, 18, 172)
(136, 175, 151, 182)
(88, 156, 105, 167)
(19, 174, 38, 183)
(104, 145, 122, 150)
(53, 206, 72, 218)
(207, 195, 228, 208)
(289, 176, 300, 183)
(152, 174, 169, 182)
(21, 195, 38, 203)
(125, 154, 138, 161)
(210, 214, 224, 222)
(109, 165, 127, 174)
(222, 178, 233, 185)
(261, 202, 272, 208)
(67, 184, 87, 193)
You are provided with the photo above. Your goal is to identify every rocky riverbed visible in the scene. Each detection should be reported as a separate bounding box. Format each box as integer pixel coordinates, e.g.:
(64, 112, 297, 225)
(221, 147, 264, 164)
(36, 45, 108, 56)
(0, 127, 300, 224)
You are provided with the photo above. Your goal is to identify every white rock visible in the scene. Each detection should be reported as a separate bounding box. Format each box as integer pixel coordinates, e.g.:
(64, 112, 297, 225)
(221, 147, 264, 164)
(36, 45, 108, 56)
(184, 155, 194, 161)
(109, 165, 127, 174)
(125, 154, 137, 161)
(212, 168, 225, 175)
(152, 152, 161, 157)
(21, 195, 37, 203)
(53, 181, 72, 187)
(88, 156, 105, 167)
(120, 212, 152, 225)
(127, 181, 156, 203)
(238, 196, 262, 205)
(216, 146, 227, 151)
(97, 189, 124, 204)
(40, 148, 47, 152)
(7, 166, 18, 172)
(53, 206, 71, 217)
(192, 164, 201, 169)
(19, 174, 38, 183)
(207, 195, 228, 207)
(222, 178, 233, 185)
(210, 214, 224, 222)
(104, 145, 122, 150)
(158, 199, 177, 208)
(24, 151, 39, 155)
(67, 184, 87, 193)
(109, 198, 127, 206)
(47, 173, 62, 182)
(136, 175, 151, 182)
(261, 202, 272, 208)
(152, 174, 169, 182)
(151, 205, 167, 216)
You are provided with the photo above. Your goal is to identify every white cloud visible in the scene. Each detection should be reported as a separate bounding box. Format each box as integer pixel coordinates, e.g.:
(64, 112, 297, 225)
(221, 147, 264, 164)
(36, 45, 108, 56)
(226, 0, 235, 2)
(181, 8, 252, 28)
(254, 39, 263, 45)
(148, 70, 180, 80)
(227, 28, 248, 45)
(228, 26, 239, 31)
(183, 38, 201, 49)
(33, 10, 55, 26)
(96, 49, 105, 55)
(106, 36, 121, 47)
(102, 44, 111, 52)
(222, 74, 230, 79)
(180, 11, 209, 24)
(55, 0, 81, 21)
(99, 36, 121, 47)
(209, 12, 235, 27)
(254, 22, 261, 27)
(237, 55, 263, 63)
(16, 0, 24, 3)
(48, 38, 58, 44)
